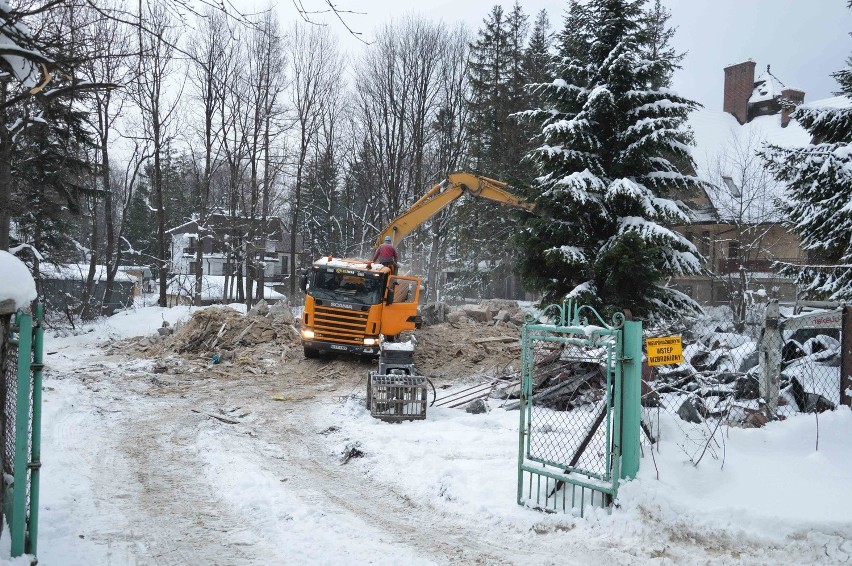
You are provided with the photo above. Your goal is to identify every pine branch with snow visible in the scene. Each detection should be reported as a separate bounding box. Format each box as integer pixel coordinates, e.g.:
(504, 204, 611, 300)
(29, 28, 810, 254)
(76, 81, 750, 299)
(761, 25, 852, 301)
(514, 0, 703, 319)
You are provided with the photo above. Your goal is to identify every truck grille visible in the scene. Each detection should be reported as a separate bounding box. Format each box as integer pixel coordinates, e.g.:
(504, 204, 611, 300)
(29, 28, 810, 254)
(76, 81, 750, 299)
(313, 305, 369, 344)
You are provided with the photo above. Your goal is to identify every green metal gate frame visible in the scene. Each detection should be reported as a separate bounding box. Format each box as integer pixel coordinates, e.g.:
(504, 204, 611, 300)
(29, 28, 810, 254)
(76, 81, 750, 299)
(4, 304, 44, 558)
(517, 301, 641, 515)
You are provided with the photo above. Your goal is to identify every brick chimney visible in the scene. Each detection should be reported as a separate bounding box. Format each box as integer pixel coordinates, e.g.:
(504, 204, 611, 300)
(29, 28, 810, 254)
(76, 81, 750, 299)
(780, 87, 805, 127)
(723, 60, 756, 124)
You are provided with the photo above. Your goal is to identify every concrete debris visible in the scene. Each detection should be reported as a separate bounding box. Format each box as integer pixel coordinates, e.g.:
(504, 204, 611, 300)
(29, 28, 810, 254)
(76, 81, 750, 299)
(462, 305, 492, 323)
(248, 299, 270, 317)
(268, 301, 295, 325)
(340, 442, 364, 464)
(464, 399, 489, 414)
(420, 302, 448, 326)
(744, 410, 768, 428)
(677, 397, 704, 424)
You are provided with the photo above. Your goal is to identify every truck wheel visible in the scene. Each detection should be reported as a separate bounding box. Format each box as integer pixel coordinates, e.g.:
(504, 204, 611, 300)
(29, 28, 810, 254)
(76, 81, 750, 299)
(304, 346, 320, 359)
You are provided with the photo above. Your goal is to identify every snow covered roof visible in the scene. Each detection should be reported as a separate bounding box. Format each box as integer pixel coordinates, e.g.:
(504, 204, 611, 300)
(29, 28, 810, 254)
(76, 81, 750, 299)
(799, 95, 852, 110)
(686, 104, 815, 222)
(40, 263, 137, 283)
(0, 251, 36, 312)
(749, 69, 786, 104)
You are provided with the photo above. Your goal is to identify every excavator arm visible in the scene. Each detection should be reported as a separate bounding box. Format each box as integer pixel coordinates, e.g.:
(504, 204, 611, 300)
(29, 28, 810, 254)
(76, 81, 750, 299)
(375, 172, 535, 248)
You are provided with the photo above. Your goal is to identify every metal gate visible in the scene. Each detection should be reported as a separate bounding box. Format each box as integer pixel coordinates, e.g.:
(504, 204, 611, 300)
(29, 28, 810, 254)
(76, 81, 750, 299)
(1, 303, 44, 558)
(517, 301, 641, 515)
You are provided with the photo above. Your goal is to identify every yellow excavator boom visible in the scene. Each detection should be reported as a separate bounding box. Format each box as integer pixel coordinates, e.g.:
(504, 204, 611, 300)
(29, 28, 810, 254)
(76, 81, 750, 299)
(375, 172, 535, 248)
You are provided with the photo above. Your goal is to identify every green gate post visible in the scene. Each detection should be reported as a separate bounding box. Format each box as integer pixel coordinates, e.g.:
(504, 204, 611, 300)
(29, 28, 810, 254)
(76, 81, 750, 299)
(620, 320, 642, 480)
(27, 303, 44, 555)
(516, 322, 530, 505)
(11, 311, 32, 558)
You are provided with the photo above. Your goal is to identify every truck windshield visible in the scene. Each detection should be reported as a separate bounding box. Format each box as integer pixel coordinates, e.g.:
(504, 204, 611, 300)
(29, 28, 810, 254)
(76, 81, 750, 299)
(310, 269, 383, 305)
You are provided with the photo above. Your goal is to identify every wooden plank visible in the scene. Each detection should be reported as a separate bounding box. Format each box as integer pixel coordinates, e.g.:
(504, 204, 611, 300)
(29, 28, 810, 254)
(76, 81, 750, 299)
(472, 336, 519, 345)
(503, 369, 599, 410)
(191, 408, 240, 425)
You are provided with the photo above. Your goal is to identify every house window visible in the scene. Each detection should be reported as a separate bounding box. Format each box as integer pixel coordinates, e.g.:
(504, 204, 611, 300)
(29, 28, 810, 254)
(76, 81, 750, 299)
(700, 231, 711, 257)
(189, 261, 197, 274)
(721, 176, 741, 198)
(728, 241, 740, 259)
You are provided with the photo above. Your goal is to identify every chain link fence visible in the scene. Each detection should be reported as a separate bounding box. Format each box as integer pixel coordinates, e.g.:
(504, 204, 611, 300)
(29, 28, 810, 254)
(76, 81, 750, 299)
(640, 303, 849, 457)
(524, 337, 614, 480)
(1, 313, 16, 530)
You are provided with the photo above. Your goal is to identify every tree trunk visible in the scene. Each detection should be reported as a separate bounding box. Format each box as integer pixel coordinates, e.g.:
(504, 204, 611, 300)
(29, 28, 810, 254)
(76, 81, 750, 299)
(102, 147, 117, 312)
(154, 120, 167, 307)
(79, 194, 100, 319)
(194, 234, 204, 305)
(0, 83, 11, 251)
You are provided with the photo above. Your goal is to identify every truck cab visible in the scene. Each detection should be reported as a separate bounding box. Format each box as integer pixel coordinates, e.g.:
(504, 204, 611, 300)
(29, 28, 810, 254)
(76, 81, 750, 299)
(300, 257, 420, 358)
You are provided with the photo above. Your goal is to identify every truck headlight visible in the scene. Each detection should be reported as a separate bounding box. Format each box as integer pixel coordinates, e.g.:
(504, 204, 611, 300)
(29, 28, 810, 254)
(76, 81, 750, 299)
(363, 337, 378, 346)
(301, 329, 315, 339)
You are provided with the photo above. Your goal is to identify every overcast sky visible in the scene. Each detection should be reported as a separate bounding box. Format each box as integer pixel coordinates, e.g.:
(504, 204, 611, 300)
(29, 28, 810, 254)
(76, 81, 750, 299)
(268, 0, 852, 109)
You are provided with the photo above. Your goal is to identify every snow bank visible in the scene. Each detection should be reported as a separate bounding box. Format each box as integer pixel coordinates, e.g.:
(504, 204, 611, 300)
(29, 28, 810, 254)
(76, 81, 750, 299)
(318, 398, 852, 562)
(0, 250, 36, 311)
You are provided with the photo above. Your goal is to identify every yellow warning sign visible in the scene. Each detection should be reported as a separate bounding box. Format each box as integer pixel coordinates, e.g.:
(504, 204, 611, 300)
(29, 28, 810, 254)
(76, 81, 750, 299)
(646, 336, 683, 366)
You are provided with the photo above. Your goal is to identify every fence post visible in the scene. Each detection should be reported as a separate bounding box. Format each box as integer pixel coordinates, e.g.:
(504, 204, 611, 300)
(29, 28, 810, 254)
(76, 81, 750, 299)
(758, 300, 782, 418)
(27, 303, 43, 555)
(841, 305, 852, 408)
(11, 311, 32, 558)
(516, 321, 530, 505)
(621, 320, 642, 480)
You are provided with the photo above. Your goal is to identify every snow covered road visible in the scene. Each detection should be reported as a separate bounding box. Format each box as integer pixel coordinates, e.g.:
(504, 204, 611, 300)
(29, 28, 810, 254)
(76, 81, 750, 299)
(27, 307, 852, 565)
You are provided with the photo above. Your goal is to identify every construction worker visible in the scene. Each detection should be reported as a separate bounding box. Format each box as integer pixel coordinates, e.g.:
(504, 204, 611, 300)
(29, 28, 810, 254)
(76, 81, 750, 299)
(372, 235, 399, 274)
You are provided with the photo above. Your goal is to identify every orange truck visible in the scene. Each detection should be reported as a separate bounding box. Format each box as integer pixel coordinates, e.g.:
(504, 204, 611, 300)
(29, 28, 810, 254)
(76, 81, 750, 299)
(299, 172, 534, 358)
(299, 257, 420, 358)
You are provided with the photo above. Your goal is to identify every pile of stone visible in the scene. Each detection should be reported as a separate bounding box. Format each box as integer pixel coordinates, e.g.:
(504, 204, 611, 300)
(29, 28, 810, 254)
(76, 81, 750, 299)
(420, 300, 526, 328)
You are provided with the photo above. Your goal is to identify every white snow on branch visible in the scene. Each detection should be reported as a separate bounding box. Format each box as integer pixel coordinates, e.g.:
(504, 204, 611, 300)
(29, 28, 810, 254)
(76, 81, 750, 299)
(545, 245, 586, 264)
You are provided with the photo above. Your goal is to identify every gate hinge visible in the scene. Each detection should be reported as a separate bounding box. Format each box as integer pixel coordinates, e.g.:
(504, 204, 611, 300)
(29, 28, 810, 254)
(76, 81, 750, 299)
(27, 460, 41, 470)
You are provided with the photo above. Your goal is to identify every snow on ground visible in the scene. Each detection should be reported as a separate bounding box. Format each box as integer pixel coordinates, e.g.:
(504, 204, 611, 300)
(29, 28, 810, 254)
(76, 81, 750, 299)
(319, 397, 852, 563)
(7, 305, 852, 565)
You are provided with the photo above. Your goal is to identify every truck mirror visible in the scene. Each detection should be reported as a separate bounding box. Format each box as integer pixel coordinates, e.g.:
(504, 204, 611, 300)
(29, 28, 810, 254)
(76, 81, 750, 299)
(385, 285, 395, 305)
(299, 271, 308, 292)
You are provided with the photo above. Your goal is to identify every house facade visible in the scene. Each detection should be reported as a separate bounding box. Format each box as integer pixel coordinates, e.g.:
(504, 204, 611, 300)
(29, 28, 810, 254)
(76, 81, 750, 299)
(167, 213, 306, 284)
(668, 60, 814, 306)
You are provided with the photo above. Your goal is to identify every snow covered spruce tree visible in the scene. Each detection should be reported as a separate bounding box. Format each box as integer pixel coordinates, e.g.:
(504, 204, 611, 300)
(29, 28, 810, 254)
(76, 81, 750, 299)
(761, 27, 852, 300)
(515, 0, 702, 318)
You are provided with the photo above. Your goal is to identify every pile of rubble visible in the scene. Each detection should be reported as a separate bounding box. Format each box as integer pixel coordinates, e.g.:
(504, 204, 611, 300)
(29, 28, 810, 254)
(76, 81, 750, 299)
(413, 300, 527, 381)
(420, 299, 526, 328)
(129, 301, 301, 358)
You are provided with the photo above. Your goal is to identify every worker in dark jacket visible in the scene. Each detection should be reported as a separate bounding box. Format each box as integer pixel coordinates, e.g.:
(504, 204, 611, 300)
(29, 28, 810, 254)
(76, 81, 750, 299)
(372, 235, 399, 273)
